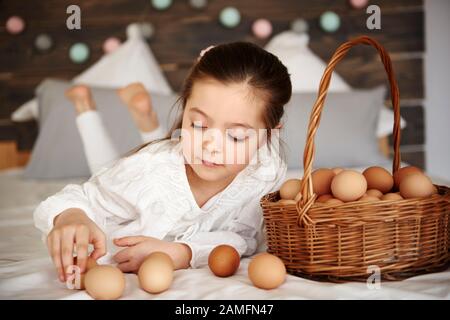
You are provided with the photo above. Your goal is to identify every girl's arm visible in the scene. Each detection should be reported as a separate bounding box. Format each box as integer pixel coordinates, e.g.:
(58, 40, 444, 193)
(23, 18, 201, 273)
(112, 236, 192, 272)
(48, 207, 106, 282)
(33, 146, 156, 281)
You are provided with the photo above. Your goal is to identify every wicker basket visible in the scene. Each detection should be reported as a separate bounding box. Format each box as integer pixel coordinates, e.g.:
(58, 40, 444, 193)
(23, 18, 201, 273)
(260, 36, 450, 282)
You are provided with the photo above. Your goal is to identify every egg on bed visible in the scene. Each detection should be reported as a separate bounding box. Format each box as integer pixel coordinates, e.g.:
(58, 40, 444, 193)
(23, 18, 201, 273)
(248, 253, 286, 290)
(138, 251, 174, 294)
(84, 265, 125, 300)
(208, 244, 240, 277)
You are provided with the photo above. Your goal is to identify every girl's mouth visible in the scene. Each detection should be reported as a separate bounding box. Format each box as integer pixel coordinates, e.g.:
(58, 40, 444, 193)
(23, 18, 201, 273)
(201, 159, 222, 168)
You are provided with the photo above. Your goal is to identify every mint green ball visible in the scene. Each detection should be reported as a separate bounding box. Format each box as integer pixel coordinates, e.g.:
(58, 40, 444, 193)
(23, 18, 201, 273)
(69, 43, 89, 64)
(320, 11, 340, 33)
(152, 0, 172, 11)
(220, 7, 241, 28)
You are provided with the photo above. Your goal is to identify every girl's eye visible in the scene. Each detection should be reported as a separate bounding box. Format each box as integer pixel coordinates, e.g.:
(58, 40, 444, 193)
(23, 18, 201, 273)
(191, 123, 206, 129)
(228, 134, 247, 142)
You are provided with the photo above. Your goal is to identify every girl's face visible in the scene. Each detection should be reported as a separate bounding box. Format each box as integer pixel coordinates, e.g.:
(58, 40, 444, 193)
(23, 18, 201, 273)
(180, 78, 268, 183)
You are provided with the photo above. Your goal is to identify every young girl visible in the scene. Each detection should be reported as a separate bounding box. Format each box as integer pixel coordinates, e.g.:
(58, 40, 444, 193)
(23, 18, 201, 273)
(33, 42, 292, 283)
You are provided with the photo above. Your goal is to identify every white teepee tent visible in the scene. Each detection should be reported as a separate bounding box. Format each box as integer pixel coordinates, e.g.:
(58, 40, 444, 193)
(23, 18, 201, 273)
(264, 31, 351, 92)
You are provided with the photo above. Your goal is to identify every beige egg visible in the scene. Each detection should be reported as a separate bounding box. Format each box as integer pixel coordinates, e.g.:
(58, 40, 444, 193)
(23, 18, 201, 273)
(363, 166, 394, 194)
(248, 253, 286, 290)
(138, 252, 174, 294)
(312, 168, 335, 196)
(393, 166, 422, 188)
(280, 179, 302, 200)
(324, 198, 344, 205)
(381, 193, 404, 201)
(399, 173, 435, 199)
(208, 245, 240, 277)
(316, 194, 333, 203)
(358, 195, 381, 202)
(84, 265, 125, 300)
(331, 170, 367, 202)
(366, 189, 383, 198)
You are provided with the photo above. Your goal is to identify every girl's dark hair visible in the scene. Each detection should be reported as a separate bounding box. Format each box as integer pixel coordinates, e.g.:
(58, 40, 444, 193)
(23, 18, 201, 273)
(126, 41, 292, 157)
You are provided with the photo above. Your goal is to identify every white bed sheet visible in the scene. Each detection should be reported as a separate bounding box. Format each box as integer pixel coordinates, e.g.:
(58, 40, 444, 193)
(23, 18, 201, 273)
(0, 166, 449, 300)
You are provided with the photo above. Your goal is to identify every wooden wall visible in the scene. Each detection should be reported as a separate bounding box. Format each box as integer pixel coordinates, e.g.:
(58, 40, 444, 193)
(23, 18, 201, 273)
(0, 0, 425, 168)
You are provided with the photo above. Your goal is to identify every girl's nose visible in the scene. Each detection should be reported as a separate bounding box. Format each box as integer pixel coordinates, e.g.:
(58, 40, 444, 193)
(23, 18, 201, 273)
(202, 129, 222, 155)
(202, 138, 219, 155)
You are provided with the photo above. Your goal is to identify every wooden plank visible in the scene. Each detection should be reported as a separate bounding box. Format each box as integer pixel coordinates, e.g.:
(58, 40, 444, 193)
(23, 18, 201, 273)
(388, 106, 424, 146)
(0, 0, 425, 154)
(0, 140, 31, 169)
(0, 121, 17, 141)
(400, 151, 425, 169)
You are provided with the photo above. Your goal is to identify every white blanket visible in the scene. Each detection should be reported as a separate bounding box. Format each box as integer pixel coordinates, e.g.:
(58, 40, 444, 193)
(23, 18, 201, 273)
(0, 167, 449, 300)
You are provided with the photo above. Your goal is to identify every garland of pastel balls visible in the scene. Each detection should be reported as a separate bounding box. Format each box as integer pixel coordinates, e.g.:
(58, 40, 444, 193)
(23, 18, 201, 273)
(4, 0, 370, 65)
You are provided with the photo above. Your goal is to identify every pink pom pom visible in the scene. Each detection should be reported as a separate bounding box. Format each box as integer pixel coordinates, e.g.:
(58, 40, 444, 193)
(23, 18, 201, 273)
(103, 37, 121, 54)
(252, 19, 272, 39)
(6, 16, 25, 35)
(349, 0, 369, 9)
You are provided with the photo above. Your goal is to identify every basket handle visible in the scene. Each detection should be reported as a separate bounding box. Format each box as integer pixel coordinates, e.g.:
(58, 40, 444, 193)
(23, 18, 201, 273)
(296, 36, 401, 226)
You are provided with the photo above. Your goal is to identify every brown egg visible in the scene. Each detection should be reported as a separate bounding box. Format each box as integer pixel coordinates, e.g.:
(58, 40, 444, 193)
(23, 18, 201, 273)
(84, 265, 125, 300)
(138, 252, 174, 294)
(332, 167, 344, 175)
(312, 168, 335, 196)
(363, 166, 394, 194)
(399, 173, 435, 199)
(331, 170, 367, 202)
(366, 189, 383, 198)
(317, 194, 333, 203)
(381, 193, 404, 201)
(208, 245, 240, 277)
(358, 195, 381, 202)
(72, 256, 98, 290)
(324, 198, 344, 205)
(280, 179, 302, 200)
(248, 253, 286, 290)
(393, 166, 422, 188)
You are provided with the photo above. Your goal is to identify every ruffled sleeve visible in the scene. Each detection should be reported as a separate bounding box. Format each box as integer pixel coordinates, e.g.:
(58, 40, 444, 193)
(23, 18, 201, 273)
(33, 142, 167, 236)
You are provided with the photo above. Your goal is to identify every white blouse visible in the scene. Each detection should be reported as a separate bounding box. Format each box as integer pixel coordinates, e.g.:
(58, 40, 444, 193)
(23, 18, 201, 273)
(33, 139, 287, 268)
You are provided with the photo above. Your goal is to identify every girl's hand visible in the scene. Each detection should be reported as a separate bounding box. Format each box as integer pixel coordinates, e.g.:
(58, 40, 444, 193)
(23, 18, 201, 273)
(47, 208, 106, 282)
(113, 236, 192, 273)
